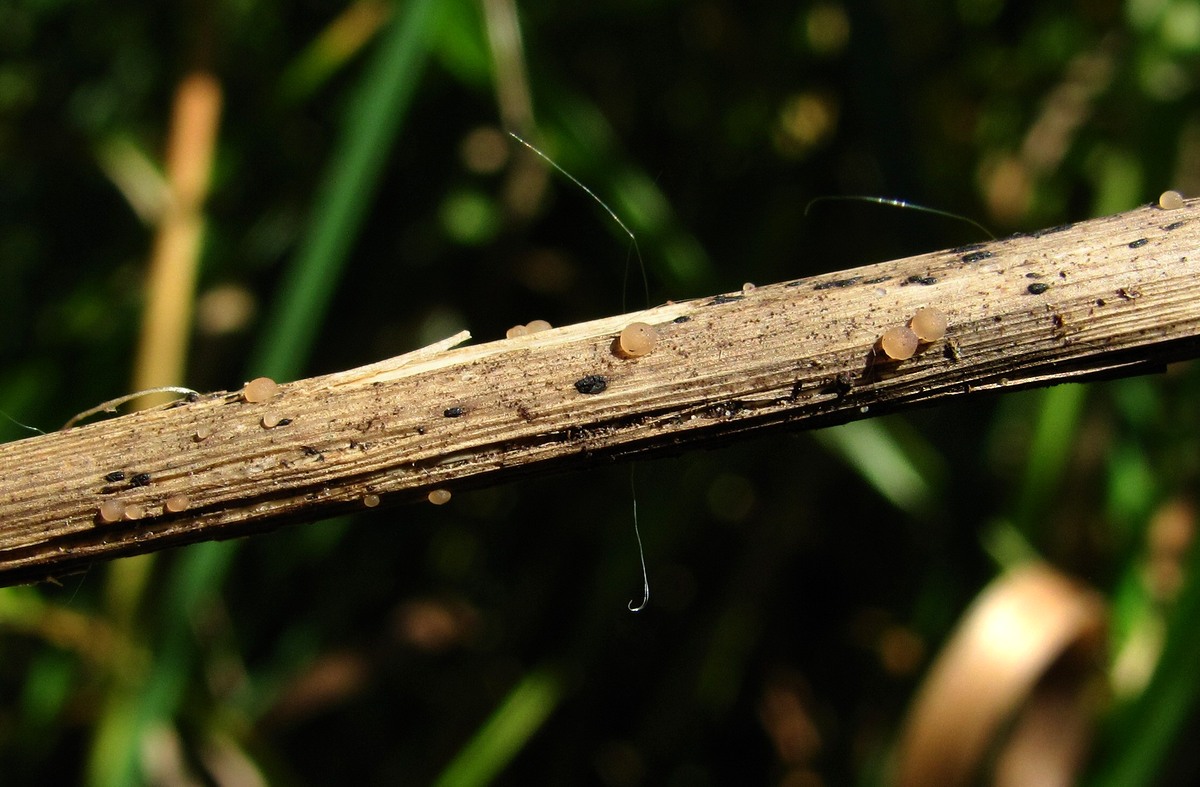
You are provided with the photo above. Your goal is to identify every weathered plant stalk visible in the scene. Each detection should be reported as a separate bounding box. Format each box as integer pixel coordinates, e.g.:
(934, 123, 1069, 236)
(2, 201, 1198, 586)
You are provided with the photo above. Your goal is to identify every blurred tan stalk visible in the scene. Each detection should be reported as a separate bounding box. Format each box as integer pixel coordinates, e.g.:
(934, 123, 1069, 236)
(132, 71, 222, 401)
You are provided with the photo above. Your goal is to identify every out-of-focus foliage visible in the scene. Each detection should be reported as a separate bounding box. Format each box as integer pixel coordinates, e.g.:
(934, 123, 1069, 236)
(1, 0, 1199, 784)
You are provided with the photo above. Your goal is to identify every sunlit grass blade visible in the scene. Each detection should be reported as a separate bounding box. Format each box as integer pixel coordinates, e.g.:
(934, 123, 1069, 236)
(814, 419, 937, 518)
(1013, 384, 1088, 532)
(433, 667, 564, 787)
(250, 0, 439, 382)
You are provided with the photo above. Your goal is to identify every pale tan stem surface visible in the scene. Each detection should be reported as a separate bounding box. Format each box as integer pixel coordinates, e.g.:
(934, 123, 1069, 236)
(2, 201, 1199, 585)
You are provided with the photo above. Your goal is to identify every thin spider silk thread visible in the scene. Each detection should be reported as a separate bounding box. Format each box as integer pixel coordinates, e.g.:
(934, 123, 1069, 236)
(510, 130, 652, 612)
(507, 131, 649, 311)
(804, 195, 995, 240)
(0, 409, 46, 436)
(628, 482, 649, 613)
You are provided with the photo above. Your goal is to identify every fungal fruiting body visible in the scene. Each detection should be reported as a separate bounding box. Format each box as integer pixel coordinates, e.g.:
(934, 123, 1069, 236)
(164, 494, 190, 513)
(616, 322, 658, 358)
(428, 489, 452, 505)
(506, 320, 552, 339)
(123, 503, 145, 521)
(98, 500, 126, 524)
(363, 493, 381, 508)
(879, 326, 919, 360)
(261, 413, 285, 428)
(879, 308, 946, 360)
(909, 307, 947, 342)
(1159, 190, 1185, 210)
(241, 377, 279, 403)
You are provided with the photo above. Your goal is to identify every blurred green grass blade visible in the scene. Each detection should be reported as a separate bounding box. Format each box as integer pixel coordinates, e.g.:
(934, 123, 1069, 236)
(1089, 146, 1142, 217)
(21, 651, 74, 747)
(87, 535, 231, 786)
(250, 0, 440, 382)
(433, 0, 491, 84)
(981, 518, 1040, 569)
(814, 419, 935, 518)
(1106, 441, 1158, 530)
(433, 667, 563, 787)
(1014, 384, 1087, 530)
(1088, 538, 1200, 786)
(278, 1, 393, 105)
(1107, 565, 1161, 701)
(695, 599, 762, 712)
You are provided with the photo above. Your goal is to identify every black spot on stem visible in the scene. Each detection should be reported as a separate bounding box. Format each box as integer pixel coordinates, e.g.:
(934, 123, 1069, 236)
(813, 276, 862, 291)
(708, 294, 744, 305)
(574, 375, 608, 395)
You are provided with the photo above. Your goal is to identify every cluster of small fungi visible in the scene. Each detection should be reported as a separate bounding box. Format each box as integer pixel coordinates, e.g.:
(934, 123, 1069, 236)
(97, 494, 190, 524)
(505, 319, 552, 338)
(877, 307, 948, 360)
